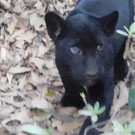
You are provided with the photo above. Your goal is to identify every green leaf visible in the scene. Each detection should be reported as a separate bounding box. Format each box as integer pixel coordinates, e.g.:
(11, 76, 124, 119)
(45, 114, 52, 120)
(94, 102, 100, 113)
(45, 91, 56, 96)
(32, 109, 47, 116)
(129, 121, 135, 132)
(124, 26, 130, 34)
(132, 34, 135, 38)
(79, 110, 93, 116)
(21, 125, 50, 135)
(112, 121, 125, 132)
(47, 128, 52, 134)
(80, 92, 86, 100)
(116, 30, 128, 36)
(87, 104, 94, 112)
(97, 106, 106, 115)
(129, 86, 135, 114)
(32, 109, 51, 119)
(124, 124, 130, 135)
(129, 22, 135, 34)
(91, 114, 98, 123)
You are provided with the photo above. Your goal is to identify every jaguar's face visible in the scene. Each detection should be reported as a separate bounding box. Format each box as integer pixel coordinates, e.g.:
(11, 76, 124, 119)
(45, 11, 118, 85)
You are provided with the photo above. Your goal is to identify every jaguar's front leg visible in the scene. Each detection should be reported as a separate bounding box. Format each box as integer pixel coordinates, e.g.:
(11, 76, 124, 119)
(80, 77, 114, 135)
(59, 71, 86, 109)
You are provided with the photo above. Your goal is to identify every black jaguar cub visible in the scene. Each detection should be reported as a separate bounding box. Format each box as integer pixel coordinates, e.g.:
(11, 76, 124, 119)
(45, 0, 134, 134)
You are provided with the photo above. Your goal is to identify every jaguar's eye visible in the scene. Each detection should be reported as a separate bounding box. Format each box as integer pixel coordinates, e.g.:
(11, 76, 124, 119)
(70, 46, 82, 54)
(97, 45, 104, 52)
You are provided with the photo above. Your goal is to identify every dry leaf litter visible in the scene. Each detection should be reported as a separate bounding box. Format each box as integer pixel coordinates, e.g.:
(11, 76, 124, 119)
(0, 0, 134, 135)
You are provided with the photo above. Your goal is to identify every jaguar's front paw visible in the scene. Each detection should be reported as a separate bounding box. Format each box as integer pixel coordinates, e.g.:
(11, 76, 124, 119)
(61, 94, 85, 109)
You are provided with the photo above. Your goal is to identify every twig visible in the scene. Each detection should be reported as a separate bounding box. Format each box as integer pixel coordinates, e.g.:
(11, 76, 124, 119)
(84, 116, 116, 135)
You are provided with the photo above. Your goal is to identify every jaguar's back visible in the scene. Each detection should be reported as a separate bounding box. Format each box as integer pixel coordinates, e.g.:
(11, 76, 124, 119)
(75, 0, 134, 54)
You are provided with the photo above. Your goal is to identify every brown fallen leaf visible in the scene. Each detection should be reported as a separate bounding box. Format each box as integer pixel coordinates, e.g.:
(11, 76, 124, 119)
(45, 58, 54, 69)
(30, 13, 45, 31)
(0, 0, 11, 9)
(57, 121, 82, 134)
(16, 17, 28, 30)
(7, 73, 13, 84)
(7, 21, 16, 35)
(59, 107, 78, 116)
(10, 109, 33, 124)
(1, 46, 8, 62)
(0, 105, 15, 119)
(12, 29, 25, 38)
(30, 57, 45, 70)
(0, 126, 6, 135)
(25, 83, 36, 91)
(37, 44, 48, 58)
(8, 66, 31, 74)
(111, 81, 128, 115)
(0, 97, 30, 108)
(2, 118, 21, 133)
(15, 31, 37, 43)
(31, 97, 53, 110)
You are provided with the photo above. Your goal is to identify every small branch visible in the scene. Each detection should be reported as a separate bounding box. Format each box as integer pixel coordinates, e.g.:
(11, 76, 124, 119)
(84, 117, 114, 135)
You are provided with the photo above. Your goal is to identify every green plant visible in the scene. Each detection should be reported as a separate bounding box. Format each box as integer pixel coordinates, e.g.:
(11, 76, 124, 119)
(101, 121, 135, 135)
(129, 86, 135, 115)
(79, 92, 106, 123)
(116, 23, 135, 38)
(21, 124, 51, 135)
(117, 23, 135, 59)
(80, 92, 87, 104)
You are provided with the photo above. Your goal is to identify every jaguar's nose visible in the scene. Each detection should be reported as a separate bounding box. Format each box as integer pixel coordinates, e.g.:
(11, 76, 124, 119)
(86, 70, 98, 78)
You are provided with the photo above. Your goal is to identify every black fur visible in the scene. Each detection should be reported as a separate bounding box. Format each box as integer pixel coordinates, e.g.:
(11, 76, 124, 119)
(45, 0, 134, 134)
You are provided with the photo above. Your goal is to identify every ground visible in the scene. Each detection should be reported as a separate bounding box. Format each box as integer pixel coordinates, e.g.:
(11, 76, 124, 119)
(0, 0, 135, 135)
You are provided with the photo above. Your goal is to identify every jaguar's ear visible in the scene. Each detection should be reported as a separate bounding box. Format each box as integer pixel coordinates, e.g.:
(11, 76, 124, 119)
(100, 11, 119, 36)
(45, 12, 67, 41)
